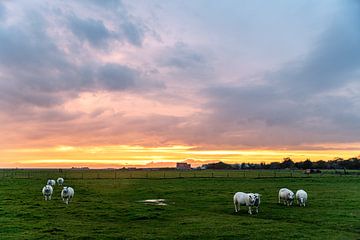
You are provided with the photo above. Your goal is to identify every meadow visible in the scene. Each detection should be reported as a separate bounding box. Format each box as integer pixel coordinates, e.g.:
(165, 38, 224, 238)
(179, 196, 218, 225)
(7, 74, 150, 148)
(0, 170, 359, 239)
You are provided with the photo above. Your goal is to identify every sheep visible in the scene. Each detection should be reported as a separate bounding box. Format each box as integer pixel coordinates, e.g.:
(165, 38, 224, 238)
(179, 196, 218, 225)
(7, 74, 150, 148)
(278, 188, 295, 206)
(42, 185, 53, 201)
(47, 179, 56, 187)
(57, 177, 64, 186)
(296, 189, 308, 207)
(233, 192, 256, 214)
(253, 193, 261, 213)
(61, 186, 74, 205)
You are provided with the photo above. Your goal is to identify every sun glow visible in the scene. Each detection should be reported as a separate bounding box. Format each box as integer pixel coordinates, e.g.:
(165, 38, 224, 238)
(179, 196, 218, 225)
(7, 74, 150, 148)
(1, 144, 359, 168)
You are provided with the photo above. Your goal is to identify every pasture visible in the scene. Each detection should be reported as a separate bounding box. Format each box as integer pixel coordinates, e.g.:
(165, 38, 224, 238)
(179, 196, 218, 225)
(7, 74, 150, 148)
(0, 170, 359, 239)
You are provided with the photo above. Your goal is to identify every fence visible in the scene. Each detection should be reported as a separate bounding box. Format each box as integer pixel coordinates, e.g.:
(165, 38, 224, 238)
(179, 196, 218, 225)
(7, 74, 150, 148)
(0, 169, 358, 180)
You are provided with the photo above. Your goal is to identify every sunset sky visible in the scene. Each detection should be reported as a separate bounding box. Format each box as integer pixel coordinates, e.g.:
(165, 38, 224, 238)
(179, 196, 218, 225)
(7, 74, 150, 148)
(0, 0, 359, 168)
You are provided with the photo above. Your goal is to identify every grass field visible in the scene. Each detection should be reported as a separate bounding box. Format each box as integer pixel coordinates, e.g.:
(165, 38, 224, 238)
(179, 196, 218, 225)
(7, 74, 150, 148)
(0, 170, 359, 239)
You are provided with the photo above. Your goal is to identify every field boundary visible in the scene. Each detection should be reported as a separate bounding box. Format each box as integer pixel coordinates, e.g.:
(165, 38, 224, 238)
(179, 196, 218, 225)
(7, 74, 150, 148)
(0, 169, 358, 180)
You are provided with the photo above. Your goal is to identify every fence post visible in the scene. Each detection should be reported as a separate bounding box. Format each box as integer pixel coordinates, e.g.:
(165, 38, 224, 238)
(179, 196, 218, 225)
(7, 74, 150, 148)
(212, 172, 214, 178)
(243, 171, 246, 177)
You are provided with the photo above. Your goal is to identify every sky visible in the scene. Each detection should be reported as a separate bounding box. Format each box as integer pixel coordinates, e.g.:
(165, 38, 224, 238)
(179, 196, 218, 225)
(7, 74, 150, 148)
(0, 0, 359, 168)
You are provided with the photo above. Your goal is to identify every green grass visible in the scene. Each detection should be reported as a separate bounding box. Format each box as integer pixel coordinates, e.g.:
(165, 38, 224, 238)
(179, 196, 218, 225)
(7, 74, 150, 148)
(0, 171, 359, 239)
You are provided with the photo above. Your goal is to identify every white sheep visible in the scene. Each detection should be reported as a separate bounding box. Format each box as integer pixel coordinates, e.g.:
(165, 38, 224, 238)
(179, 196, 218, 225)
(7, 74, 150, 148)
(42, 185, 53, 201)
(61, 186, 74, 205)
(47, 179, 56, 186)
(278, 188, 295, 206)
(233, 192, 256, 214)
(296, 189, 308, 207)
(57, 177, 64, 186)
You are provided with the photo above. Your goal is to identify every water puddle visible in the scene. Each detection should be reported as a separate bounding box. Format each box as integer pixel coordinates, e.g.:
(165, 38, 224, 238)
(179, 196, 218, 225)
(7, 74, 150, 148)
(138, 199, 168, 206)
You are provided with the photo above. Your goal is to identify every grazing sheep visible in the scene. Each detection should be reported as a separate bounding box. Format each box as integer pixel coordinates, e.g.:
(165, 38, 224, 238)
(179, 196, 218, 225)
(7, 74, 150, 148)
(61, 187, 74, 205)
(254, 193, 261, 213)
(57, 177, 64, 186)
(278, 188, 295, 206)
(47, 179, 56, 187)
(296, 189, 308, 207)
(42, 185, 53, 201)
(233, 192, 256, 214)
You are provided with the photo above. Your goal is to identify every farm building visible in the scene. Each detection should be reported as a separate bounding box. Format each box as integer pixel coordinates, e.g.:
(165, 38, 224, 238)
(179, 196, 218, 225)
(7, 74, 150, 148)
(176, 163, 191, 170)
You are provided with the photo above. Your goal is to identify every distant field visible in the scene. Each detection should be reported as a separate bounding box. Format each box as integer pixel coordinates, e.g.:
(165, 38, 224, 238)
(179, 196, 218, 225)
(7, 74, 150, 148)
(0, 170, 359, 239)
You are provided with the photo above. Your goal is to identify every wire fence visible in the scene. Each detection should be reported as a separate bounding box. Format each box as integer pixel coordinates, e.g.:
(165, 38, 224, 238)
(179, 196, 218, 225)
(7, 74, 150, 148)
(0, 169, 358, 180)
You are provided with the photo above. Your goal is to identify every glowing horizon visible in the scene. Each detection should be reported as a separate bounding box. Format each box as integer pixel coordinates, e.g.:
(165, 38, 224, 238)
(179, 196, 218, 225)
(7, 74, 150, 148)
(1, 144, 359, 168)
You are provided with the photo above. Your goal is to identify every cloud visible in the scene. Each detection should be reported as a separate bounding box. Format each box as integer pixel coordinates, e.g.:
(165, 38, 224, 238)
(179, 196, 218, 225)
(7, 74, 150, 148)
(119, 19, 144, 47)
(68, 15, 112, 47)
(67, 1, 145, 47)
(96, 64, 137, 90)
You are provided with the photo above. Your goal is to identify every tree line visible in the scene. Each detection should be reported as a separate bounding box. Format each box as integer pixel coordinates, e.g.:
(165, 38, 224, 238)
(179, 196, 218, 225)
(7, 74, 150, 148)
(203, 157, 360, 170)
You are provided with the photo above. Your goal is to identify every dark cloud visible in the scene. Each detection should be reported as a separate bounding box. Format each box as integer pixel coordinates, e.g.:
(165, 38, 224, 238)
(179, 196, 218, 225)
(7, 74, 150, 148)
(68, 15, 112, 47)
(97, 64, 137, 90)
(67, 2, 145, 47)
(120, 20, 144, 47)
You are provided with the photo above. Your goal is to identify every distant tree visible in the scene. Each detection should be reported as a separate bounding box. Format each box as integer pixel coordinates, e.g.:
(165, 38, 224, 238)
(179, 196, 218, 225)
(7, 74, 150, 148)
(206, 161, 233, 170)
(280, 157, 295, 169)
(313, 160, 328, 169)
(269, 162, 281, 169)
(303, 159, 313, 169)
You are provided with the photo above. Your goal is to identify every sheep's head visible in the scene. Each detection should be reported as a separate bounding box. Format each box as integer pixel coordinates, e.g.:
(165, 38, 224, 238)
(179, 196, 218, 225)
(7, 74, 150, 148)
(44, 185, 51, 193)
(63, 187, 68, 194)
(254, 193, 261, 205)
(248, 194, 256, 205)
(288, 192, 294, 200)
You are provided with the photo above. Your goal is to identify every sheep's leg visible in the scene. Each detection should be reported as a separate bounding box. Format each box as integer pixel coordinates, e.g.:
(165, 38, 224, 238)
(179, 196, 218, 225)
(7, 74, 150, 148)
(278, 196, 281, 204)
(256, 206, 259, 213)
(234, 202, 238, 212)
(248, 206, 252, 215)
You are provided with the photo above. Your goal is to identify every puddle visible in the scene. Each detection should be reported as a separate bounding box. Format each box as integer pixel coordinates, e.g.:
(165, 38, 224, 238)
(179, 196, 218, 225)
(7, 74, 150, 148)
(138, 199, 168, 206)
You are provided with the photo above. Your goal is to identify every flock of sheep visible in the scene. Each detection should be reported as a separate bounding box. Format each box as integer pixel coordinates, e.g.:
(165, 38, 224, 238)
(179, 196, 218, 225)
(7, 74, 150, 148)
(233, 188, 308, 215)
(42, 178, 307, 213)
(41, 178, 74, 204)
